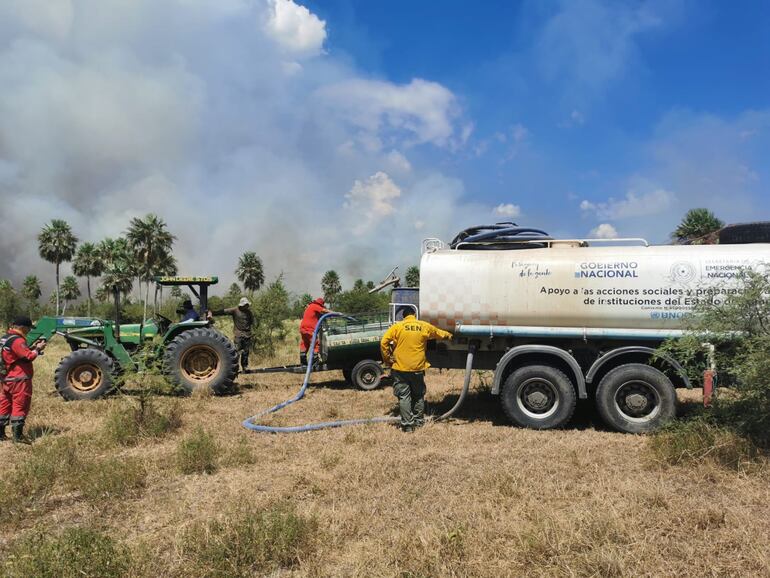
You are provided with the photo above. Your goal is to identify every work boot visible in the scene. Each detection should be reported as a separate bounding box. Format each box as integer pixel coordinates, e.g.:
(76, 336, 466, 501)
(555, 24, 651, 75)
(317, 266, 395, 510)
(12, 424, 31, 445)
(0, 426, 6, 441)
(299, 352, 308, 366)
(402, 425, 415, 433)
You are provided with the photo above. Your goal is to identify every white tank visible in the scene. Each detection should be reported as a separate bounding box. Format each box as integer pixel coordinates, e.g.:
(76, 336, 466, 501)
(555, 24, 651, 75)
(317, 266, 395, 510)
(419, 243, 770, 331)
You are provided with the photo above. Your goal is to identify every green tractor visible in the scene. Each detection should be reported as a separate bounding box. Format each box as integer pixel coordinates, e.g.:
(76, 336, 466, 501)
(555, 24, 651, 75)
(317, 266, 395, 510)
(26, 276, 238, 401)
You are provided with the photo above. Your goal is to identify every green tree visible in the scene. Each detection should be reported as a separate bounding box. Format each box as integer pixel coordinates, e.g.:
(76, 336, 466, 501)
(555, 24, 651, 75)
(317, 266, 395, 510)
(672, 208, 725, 244)
(236, 252, 265, 297)
(99, 237, 137, 301)
(153, 251, 178, 312)
(252, 276, 291, 357)
(661, 270, 770, 447)
(60, 275, 81, 315)
(21, 275, 42, 317)
(321, 270, 341, 306)
(73, 242, 104, 317)
(38, 219, 78, 315)
(405, 265, 420, 287)
(225, 282, 242, 307)
(0, 280, 20, 326)
(126, 214, 176, 319)
(290, 293, 313, 318)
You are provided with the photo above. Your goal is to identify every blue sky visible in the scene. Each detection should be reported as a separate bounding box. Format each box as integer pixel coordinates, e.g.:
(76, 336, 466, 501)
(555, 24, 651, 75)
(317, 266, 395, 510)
(0, 0, 768, 292)
(304, 0, 770, 241)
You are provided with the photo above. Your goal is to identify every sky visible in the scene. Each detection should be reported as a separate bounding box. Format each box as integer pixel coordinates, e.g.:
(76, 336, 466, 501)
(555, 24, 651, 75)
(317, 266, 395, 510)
(0, 0, 768, 295)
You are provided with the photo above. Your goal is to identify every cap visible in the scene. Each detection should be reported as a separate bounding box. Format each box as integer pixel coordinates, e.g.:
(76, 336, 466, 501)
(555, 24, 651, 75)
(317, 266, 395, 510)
(238, 297, 251, 307)
(12, 315, 34, 328)
(314, 297, 325, 306)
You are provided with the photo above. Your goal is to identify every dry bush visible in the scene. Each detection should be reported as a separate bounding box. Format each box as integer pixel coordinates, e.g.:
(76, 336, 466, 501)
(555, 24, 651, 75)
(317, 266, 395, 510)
(221, 437, 256, 468)
(176, 427, 218, 475)
(103, 396, 183, 447)
(3, 526, 131, 578)
(175, 503, 317, 577)
(648, 419, 763, 471)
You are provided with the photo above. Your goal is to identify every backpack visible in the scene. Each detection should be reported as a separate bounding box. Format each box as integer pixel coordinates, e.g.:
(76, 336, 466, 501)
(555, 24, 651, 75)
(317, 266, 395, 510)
(0, 334, 21, 381)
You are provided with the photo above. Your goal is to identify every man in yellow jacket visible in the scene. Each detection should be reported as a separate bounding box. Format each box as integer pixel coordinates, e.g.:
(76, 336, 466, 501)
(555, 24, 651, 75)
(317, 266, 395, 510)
(380, 308, 453, 432)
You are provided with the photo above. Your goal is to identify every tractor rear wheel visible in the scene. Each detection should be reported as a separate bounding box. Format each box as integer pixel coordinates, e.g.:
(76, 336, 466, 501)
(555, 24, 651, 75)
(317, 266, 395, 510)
(54, 348, 115, 401)
(163, 328, 238, 394)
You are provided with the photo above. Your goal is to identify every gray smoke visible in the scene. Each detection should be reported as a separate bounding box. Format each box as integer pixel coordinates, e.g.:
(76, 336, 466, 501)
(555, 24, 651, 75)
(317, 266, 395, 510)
(0, 0, 488, 296)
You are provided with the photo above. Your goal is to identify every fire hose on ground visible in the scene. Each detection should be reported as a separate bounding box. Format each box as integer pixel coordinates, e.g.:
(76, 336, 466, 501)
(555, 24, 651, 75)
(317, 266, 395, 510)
(241, 312, 477, 433)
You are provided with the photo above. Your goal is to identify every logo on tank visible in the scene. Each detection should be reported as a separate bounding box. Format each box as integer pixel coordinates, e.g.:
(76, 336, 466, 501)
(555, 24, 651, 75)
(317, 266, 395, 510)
(574, 261, 639, 279)
(669, 262, 697, 283)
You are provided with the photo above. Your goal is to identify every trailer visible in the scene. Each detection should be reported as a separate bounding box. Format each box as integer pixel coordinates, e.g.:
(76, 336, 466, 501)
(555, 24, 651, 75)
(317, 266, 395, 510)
(245, 313, 392, 390)
(410, 223, 770, 433)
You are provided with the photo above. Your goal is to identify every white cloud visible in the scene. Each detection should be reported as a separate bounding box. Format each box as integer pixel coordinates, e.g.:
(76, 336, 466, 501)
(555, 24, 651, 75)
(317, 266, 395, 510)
(316, 78, 461, 147)
(385, 150, 412, 174)
(589, 223, 618, 239)
(264, 0, 326, 58)
(345, 172, 402, 234)
(580, 188, 675, 220)
(493, 203, 522, 218)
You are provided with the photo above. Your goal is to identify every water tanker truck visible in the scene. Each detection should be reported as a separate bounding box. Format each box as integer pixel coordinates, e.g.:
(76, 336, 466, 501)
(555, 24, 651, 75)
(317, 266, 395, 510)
(413, 223, 770, 433)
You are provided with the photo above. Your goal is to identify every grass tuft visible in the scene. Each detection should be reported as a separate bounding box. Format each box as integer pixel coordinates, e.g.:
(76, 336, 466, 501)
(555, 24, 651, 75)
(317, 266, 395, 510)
(648, 418, 763, 471)
(177, 503, 317, 577)
(103, 397, 183, 447)
(3, 526, 131, 578)
(176, 427, 218, 475)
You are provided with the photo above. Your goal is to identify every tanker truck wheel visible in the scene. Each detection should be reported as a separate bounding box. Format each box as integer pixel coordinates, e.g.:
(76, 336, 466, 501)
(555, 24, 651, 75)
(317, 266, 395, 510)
(595, 364, 676, 433)
(351, 359, 383, 391)
(501, 365, 576, 429)
(163, 328, 238, 395)
(54, 348, 115, 401)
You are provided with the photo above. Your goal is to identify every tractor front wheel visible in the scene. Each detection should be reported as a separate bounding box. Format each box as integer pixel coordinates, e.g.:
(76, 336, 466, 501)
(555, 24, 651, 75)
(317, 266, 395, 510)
(54, 349, 115, 401)
(163, 328, 238, 395)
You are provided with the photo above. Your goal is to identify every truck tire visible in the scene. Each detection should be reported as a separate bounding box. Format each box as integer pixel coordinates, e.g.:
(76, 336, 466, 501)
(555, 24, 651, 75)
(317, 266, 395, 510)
(163, 328, 238, 395)
(351, 359, 383, 391)
(501, 365, 576, 429)
(54, 348, 115, 401)
(596, 364, 676, 433)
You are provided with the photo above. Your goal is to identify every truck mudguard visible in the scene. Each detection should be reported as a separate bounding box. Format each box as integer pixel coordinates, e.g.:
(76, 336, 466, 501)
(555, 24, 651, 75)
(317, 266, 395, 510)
(492, 344, 586, 398)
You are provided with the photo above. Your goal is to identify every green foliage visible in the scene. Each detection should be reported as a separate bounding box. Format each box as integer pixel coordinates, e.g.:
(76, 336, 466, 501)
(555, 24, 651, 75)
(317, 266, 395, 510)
(0, 279, 21, 326)
(225, 282, 243, 307)
(321, 270, 341, 306)
(334, 284, 390, 315)
(252, 275, 291, 357)
(4, 526, 131, 578)
(60, 275, 81, 313)
(672, 208, 724, 243)
(103, 396, 183, 447)
(405, 265, 420, 287)
(73, 242, 104, 316)
(176, 427, 218, 475)
(178, 503, 317, 577)
(99, 237, 137, 297)
(236, 251, 265, 295)
(659, 270, 770, 449)
(21, 275, 42, 317)
(290, 293, 313, 319)
(37, 219, 78, 315)
(648, 418, 760, 471)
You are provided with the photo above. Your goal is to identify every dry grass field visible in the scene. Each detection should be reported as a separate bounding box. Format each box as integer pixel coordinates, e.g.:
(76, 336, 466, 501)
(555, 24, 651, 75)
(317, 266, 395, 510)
(0, 328, 769, 577)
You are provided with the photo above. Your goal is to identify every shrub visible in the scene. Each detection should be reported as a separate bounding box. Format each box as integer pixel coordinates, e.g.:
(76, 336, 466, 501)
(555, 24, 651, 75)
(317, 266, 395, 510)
(176, 427, 218, 475)
(178, 503, 317, 577)
(648, 418, 760, 470)
(3, 526, 131, 578)
(103, 396, 182, 447)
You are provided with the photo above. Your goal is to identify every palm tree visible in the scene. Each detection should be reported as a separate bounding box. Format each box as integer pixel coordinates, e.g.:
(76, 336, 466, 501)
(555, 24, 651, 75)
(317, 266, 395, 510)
(98, 237, 136, 299)
(236, 252, 265, 297)
(38, 219, 78, 315)
(153, 252, 178, 312)
(672, 209, 724, 244)
(321, 270, 342, 306)
(405, 266, 420, 287)
(126, 214, 176, 319)
(21, 275, 42, 317)
(60, 276, 81, 315)
(73, 242, 104, 316)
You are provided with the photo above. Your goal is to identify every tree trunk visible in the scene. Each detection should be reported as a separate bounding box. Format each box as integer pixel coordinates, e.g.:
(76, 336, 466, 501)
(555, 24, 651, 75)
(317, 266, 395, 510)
(55, 262, 60, 316)
(153, 284, 159, 314)
(62, 301, 67, 315)
(144, 280, 149, 321)
(86, 276, 92, 317)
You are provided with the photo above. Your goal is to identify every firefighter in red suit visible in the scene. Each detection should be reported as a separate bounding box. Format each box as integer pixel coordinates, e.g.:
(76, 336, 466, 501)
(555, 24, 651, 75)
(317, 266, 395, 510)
(299, 297, 330, 365)
(1, 316, 46, 443)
